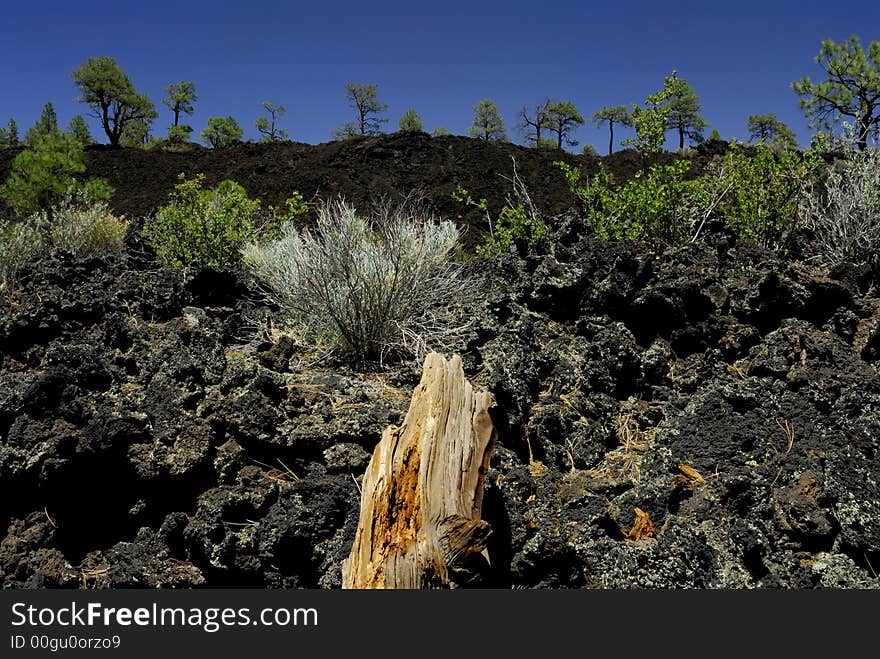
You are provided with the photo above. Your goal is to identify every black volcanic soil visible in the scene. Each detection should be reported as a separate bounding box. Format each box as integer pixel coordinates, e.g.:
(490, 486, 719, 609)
(0, 132, 711, 244)
(2, 134, 879, 588)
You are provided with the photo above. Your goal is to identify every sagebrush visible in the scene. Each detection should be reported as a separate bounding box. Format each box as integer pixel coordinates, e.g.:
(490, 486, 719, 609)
(803, 146, 880, 269)
(46, 189, 128, 258)
(0, 219, 45, 297)
(243, 197, 473, 362)
(0, 189, 128, 298)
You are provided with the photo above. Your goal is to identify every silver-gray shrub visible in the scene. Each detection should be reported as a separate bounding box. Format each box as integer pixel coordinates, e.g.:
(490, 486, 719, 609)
(1, 189, 128, 299)
(243, 197, 473, 362)
(0, 218, 45, 297)
(804, 146, 880, 269)
(43, 189, 128, 258)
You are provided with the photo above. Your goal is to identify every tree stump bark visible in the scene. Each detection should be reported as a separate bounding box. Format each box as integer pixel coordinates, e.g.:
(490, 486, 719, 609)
(342, 352, 497, 589)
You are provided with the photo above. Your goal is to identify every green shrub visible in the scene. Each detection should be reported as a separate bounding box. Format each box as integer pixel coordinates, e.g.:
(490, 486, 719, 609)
(476, 202, 546, 258)
(262, 192, 309, 240)
(558, 80, 828, 250)
(557, 161, 617, 239)
(557, 159, 702, 245)
(145, 174, 261, 268)
(559, 144, 823, 250)
(167, 124, 193, 144)
(243, 197, 472, 363)
(621, 74, 677, 157)
(452, 176, 547, 259)
(614, 160, 696, 244)
(712, 145, 822, 250)
(0, 131, 112, 218)
(201, 116, 242, 149)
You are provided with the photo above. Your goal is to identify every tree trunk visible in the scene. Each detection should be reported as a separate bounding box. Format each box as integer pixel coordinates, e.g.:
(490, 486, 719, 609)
(100, 102, 118, 147)
(342, 352, 497, 589)
(858, 106, 873, 151)
(678, 124, 684, 150)
(609, 121, 614, 155)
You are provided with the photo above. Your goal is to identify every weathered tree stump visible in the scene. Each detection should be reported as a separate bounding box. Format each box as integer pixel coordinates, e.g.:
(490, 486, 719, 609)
(342, 352, 497, 589)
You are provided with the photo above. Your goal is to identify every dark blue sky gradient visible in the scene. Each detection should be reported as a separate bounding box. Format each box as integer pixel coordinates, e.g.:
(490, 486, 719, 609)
(3, 1, 878, 150)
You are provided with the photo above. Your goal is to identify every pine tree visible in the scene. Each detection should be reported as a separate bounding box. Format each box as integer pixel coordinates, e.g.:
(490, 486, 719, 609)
(255, 101, 289, 142)
(201, 116, 243, 148)
(398, 109, 424, 132)
(345, 83, 388, 135)
(67, 115, 93, 145)
(519, 100, 553, 148)
(792, 36, 880, 150)
(747, 113, 798, 151)
(0, 118, 19, 146)
(591, 105, 631, 155)
(666, 74, 708, 149)
(467, 99, 507, 141)
(73, 56, 158, 146)
(162, 81, 197, 127)
(24, 102, 59, 144)
(545, 100, 584, 149)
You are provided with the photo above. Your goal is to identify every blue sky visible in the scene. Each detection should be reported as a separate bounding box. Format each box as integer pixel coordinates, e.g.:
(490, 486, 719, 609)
(3, 0, 878, 150)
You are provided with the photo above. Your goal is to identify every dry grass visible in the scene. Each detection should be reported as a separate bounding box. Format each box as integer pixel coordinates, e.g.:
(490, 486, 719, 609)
(776, 418, 795, 456)
(1, 193, 127, 300)
(769, 418, 796, 487)
(524, 427, 549, 478)
(253, 458, 299, 483)
(587, 412, 657, 484)
(803, 146, 880, 269)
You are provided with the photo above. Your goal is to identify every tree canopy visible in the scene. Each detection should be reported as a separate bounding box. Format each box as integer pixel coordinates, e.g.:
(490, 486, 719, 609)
(255, 101, 288, 142)
(72, 56, 157, 146)
(24, 102, 58, 145)
(545, 100, 584, 150)
(163, 81, 197, 127)
(331, 122, 359, 141)
(591, 105, 631, 155)
(792, 36, 880, 150)
(622, 74, 678, 156)
(467, 99, 507, 141)
(201, 116, 243, 148)
(398, 109, 424, 132)
(0, 131, 109, 217)
(666, 74, 708, 149)
(67, 115, 93, 146)
(518, 101, 552, 148)
(345, 83, 388, 136)
(747, 113, 798, 151)
(0, 118, 19, 147)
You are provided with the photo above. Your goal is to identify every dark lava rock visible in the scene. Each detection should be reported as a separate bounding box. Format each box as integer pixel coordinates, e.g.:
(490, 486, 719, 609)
(2, 137, 879, 590)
